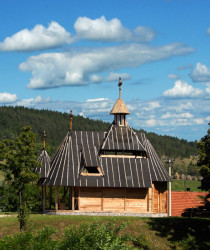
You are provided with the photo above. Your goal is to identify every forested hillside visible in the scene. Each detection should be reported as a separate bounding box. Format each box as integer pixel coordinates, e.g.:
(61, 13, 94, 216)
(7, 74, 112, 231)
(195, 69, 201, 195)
(142, 131, 198, 158)
(0, 106, 198, 158)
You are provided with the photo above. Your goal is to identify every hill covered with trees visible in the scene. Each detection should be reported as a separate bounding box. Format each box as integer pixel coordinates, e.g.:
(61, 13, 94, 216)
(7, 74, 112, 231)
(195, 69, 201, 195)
(0, 106, 198, 158)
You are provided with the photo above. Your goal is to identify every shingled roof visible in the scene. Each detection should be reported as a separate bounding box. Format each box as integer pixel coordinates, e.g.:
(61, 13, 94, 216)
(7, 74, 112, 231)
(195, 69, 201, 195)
(42, 124, 170, 188)
(110, 98, 130, 115)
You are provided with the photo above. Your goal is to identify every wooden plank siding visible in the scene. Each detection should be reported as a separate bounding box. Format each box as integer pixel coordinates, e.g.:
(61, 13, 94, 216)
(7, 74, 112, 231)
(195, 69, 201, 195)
(126, 188, 147, 213)
(153, 182, 167, 213)
(103, 188, 125, 212)
(79, 188, 102, 211)
(78, 185, 167, 213)
(52, 182, 168, 213)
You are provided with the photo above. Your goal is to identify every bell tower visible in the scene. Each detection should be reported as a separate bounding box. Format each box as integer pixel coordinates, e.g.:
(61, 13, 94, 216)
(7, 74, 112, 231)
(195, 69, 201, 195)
(110, 77, 130, 126)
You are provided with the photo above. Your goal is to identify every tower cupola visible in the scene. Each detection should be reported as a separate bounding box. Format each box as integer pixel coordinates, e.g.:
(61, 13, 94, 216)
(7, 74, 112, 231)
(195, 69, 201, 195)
(110, 77, 130, 126)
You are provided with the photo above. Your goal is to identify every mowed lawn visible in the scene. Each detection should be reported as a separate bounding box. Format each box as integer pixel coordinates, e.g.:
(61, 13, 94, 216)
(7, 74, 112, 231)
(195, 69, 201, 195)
(0, 214, 209, 249)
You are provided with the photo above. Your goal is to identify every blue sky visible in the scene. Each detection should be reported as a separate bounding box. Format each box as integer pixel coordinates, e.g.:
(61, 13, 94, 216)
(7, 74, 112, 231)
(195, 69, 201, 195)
(0, 0, 209, 141)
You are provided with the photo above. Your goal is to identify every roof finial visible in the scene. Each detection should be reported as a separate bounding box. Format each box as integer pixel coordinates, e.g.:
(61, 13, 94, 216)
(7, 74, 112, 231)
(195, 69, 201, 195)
(43, 131, 46, 150)
(118, 77, 122, 99)
(70, 110, 73, 131)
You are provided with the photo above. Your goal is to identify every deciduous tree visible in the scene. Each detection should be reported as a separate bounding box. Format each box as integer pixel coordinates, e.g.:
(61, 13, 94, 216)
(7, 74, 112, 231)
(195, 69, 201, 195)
(0, 126, 40, 231)
(197, 123, 210, 191)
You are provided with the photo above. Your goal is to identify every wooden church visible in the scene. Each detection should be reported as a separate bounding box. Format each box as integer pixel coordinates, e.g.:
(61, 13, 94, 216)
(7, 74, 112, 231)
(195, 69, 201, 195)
(38, 78, 171, 215)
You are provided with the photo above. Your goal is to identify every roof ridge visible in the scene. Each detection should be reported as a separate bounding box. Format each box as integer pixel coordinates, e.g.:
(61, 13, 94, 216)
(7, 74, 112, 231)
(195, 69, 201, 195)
(128, 125, 147, 152)
(101, 123, 114, 150)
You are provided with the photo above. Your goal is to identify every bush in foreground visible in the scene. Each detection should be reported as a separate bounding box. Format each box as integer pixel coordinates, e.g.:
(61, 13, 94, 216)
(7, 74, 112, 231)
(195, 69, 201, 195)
(0, 222, 151, 250)
(0, 226, 57, 250)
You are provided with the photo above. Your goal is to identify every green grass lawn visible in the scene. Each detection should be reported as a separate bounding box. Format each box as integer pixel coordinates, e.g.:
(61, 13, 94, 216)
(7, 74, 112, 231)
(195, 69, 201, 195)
(171, 179, 203, 192)
(0, 214, 209, 249)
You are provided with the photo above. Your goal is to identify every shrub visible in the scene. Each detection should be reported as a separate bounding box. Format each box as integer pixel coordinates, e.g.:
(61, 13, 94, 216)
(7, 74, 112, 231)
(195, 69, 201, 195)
(59, 222, 128, 250)
(0, 222, 153, 250)
(179, 234, 198, 250)
(0, 226, 58, 250)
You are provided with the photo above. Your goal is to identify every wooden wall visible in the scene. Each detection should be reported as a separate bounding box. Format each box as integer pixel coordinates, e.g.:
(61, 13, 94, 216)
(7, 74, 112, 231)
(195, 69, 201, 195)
(79, 187, 148, 213)
(153, 182, 167, 213)
(79, 188, 102, 211)
(78, 183, 168, 213)
(103, 188, 125, 212)
(53, 182, 168, 213)
(125, 188, 147, 212)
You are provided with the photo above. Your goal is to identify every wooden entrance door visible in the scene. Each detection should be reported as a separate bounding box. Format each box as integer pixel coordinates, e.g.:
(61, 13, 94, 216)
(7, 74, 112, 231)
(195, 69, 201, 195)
(153, 182, 167, 213)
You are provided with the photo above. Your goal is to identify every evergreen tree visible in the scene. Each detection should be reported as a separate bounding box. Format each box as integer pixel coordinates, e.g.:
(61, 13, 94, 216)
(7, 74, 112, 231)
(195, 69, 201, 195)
(0, 126, 40, 231)
(197, 123, 210, 191)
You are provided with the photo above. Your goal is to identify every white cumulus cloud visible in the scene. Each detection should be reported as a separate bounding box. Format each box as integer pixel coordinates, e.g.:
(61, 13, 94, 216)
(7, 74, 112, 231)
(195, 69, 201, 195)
(106, 72, 131, 82)
(163, 80, 204, 98)
(74, 16, 132, 42)
(205, 116, 210, 122)
(190, 62, 210, 82)
(206, 27, 210, 35)
(86, 98, 109, 102)
(19, 43, 194, 89)
(145, 119, 157, 127)
(205, 83, 210, 94)
(161, 112, 193, 119)
(15, 95, 51, 106)
(133, 26, 155, 42)
(0, 92, 18, 103)
(0, 21, 71, 52)
(74, 16, 155, 43)
(90, 74, 103, 83)
(169, 102, 193, 112)
(194, 118, 205, 124)
(142, 102, 160, 111)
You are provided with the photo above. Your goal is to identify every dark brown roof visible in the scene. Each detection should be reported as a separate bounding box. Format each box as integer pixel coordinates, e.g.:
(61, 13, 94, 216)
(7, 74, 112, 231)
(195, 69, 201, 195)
(101, 124, 146, 151)
(42, 124, 170, 188)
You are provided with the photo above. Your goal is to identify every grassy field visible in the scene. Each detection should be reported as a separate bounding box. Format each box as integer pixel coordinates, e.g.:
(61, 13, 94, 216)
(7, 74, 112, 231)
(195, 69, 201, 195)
(0, 214, 209, 249)
(171, 179, 202, 192)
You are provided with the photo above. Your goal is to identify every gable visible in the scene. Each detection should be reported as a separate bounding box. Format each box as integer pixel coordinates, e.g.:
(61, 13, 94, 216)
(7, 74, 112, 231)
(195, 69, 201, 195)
(101, 124, 147, 152)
